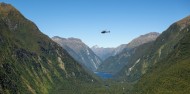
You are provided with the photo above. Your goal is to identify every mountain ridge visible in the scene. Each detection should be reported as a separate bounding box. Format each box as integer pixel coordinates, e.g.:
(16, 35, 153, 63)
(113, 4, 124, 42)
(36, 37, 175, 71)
(52, 36, 102, 72)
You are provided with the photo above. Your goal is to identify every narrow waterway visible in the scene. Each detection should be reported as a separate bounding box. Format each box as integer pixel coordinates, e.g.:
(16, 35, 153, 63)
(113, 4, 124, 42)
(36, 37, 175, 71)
(94, 72, 113, 79)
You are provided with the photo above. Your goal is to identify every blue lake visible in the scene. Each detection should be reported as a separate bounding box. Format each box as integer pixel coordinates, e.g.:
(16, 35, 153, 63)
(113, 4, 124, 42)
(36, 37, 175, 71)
(94, 72, 113, 79)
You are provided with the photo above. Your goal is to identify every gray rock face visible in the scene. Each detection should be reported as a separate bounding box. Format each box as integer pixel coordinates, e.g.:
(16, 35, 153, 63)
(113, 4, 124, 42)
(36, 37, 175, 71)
(52, 36, 102, 71)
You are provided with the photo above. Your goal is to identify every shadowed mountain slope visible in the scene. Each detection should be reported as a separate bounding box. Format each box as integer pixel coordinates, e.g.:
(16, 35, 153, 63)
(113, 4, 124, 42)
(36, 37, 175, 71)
(0, 3, 98, 94)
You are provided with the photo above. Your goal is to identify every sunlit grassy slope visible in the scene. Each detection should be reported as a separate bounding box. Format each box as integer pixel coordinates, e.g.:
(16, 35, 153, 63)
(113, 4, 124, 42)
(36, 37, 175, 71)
(132, 24, 190, 94)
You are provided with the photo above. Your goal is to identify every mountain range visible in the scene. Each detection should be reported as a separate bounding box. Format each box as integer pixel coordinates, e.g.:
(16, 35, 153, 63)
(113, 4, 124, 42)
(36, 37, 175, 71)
(96, 32, 160, 74)
(92, 32, 160, 61)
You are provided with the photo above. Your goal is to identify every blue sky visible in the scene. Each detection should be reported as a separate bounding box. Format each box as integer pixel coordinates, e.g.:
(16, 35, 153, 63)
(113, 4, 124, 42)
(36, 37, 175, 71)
(1, 0, 190, 47)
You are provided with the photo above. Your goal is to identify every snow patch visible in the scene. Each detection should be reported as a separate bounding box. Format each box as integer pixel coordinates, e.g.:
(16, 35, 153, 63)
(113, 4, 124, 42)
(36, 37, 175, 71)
(128, 58, 140, 72)
(80, 55, 85, 62)
(91, 58, 97, 69)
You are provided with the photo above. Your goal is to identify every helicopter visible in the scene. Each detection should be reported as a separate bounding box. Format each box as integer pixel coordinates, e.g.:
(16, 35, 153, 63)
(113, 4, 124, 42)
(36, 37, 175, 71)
(101, 30, 110, 34)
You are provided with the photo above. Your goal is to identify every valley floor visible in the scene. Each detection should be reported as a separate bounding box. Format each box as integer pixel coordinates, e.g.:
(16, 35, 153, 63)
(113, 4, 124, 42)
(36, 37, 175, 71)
(50, 80, 133, 94)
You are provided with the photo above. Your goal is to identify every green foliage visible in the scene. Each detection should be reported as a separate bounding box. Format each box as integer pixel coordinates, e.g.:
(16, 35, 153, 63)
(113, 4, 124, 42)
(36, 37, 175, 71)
(51, 80, 133, 94)
(0, 3, 98, 94)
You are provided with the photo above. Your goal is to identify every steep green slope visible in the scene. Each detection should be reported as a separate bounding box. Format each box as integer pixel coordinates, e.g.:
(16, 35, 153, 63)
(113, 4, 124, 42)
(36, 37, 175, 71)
(114, 41, 154, 81)
(133, 24, 190, 93)
(111, 16, 190, 93)
(0, 3, 97, 94)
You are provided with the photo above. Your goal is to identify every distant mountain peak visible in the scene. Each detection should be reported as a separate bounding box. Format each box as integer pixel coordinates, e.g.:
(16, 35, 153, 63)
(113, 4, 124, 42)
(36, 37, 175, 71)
(127, 32, 160, 49)
(67, 37, 82, 42)
(176, 16, 190, 30)
(0, 2, 19, 16)
(91, 45, 100, 49)
(138, 32, 160, 38)
(0, 2, 11, 7)
(52, 36, 102, 71)
(177, 15, 190, 25)
(144, 32, 160, 35)
(52, 36, 62, 39)
(52, 36, 82, 43)
(0, 2, 33, 32)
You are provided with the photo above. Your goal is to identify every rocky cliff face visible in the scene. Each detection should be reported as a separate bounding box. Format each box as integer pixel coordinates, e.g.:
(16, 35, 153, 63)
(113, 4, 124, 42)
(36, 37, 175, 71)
(52, 36, 102, 71)
(91, 45, 115, 61)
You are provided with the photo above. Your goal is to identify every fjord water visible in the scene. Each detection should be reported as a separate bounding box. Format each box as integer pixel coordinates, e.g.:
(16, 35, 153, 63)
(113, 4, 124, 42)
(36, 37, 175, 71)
(94, 72, 113, 79)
